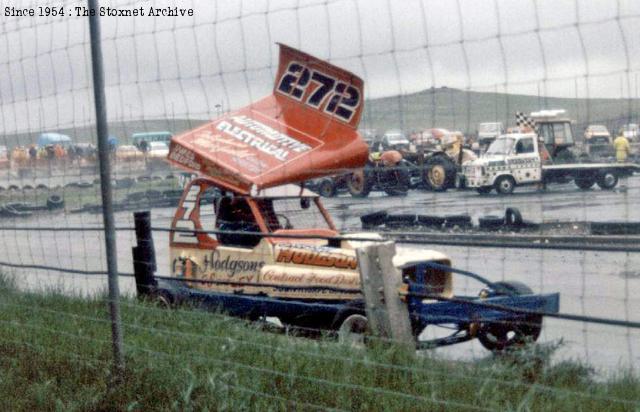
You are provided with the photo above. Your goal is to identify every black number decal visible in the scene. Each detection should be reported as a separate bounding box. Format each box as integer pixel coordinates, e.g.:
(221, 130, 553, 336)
(307, 72, 335, 107)
(277, 62, 310, 100)
(277, 62, 360, 123)
(325, 83, 359, 122)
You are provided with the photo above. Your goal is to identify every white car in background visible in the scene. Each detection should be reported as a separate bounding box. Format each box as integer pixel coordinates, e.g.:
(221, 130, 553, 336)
(380, 130, 410, 151)
(146, 141, 170, 159)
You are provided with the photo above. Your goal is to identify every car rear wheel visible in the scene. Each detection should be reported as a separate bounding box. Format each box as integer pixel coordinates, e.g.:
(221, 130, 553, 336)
(477, 281, 542, 351)
(337, 314, 369, 348)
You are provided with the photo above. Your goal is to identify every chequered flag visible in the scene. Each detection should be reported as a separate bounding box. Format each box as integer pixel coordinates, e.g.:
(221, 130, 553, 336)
(515, 112, 537, 133)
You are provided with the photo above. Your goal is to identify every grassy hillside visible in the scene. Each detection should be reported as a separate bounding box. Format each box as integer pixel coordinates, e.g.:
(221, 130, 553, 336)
(0, 279, 638, 411)
(360, 88, 640, 137)
(2, 88, 638, 149)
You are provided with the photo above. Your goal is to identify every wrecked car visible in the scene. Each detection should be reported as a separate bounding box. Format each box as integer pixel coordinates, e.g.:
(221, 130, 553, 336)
(135, 44, 560, 351)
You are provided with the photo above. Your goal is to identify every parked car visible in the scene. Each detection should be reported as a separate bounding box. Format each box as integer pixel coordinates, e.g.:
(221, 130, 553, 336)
(380, 130, 410, 151)
(584, 125, 613, 158)
(584, 125, 612, 145)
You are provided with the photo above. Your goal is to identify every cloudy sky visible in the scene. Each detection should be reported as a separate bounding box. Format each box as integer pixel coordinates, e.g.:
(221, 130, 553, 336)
(1, 0, 639, 133)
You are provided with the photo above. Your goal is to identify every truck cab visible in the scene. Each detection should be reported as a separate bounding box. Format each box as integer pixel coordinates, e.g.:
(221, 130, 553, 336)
(464, 133, 542, 194)
(530, 110, 577, 162)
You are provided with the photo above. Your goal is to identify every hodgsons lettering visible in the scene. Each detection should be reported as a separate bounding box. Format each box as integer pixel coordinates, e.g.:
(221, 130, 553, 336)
(203, 250, 265, 277)
(276, 248, 358, 270)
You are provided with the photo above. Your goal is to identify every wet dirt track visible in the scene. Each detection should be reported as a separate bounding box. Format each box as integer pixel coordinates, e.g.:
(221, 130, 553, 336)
(1, 175, 639, 373)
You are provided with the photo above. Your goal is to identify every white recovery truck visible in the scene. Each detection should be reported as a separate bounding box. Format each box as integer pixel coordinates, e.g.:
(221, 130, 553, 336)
(464, 132, 639, 194)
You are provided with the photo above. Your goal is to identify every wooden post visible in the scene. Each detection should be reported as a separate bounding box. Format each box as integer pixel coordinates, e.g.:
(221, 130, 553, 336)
(356, 241, 414, 345)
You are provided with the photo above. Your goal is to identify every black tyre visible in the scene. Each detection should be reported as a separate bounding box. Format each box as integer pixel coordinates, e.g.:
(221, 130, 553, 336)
(347, 170, 372, 198)
(385, 214, 417, 228)
(318, 178, 337, 198)
(126, 191, 147, 202)
(153, 290, 174, 309)
(331, 301, 368, 347)
(145, 189, 162, 200)
(477, 186, 492, 195)
(505, 208, 523, 227)
(479, 215, 505, 230)
(360, 211, 388, 228)
(596, 171, 618, 190)
(494, 175, 516, 195)
(477, 281, 543, 352)
(46, 194, 65, 210)
(114, 177, 135, 189)
(574, 173, 596, 190)
(444, 214, 472, 228)
(423, 156, 456, 192)
(416, 215, 445, 228)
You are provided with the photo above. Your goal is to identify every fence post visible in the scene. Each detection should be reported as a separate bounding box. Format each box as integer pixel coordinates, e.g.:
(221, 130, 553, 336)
(87, 0, 124, 377)
(133, 211, 157, 297)
(356, 241, 414, 345)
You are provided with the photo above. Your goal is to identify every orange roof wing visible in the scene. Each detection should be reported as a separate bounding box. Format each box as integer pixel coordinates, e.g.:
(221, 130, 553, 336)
(167, 44, 369, 194)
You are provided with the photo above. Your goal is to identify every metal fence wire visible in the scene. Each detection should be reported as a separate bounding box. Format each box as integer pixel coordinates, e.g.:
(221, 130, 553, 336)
(0, 0, 639, 409)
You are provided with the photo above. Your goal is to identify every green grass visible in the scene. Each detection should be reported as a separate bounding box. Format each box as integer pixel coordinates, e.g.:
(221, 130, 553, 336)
(0, 279, 638, 411)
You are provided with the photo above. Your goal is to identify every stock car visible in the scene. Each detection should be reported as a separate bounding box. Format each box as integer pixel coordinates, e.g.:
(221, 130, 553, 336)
(135, 44, 560, 350)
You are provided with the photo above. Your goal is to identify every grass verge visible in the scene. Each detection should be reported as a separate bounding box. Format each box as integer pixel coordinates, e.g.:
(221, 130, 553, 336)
(0, 280, 638, 411)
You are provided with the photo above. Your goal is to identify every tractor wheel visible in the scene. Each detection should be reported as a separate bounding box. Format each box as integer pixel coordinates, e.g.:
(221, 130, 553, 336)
(477, 281, 542, 351)
(574, 173, 596, 190)
(347, 170, 372, 198)
(318, 179, 337, 197)
(423, 156, 456, 192)
(596, 171, 618, 190)
(494, 175, 516, 195)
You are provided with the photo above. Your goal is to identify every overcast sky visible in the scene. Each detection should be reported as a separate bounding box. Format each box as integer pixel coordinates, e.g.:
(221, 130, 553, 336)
(1, 0, 640, 133)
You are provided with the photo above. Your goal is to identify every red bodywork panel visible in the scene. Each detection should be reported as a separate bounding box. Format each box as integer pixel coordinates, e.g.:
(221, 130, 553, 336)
(167, 44, 369, 194)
